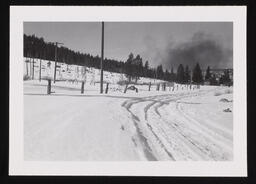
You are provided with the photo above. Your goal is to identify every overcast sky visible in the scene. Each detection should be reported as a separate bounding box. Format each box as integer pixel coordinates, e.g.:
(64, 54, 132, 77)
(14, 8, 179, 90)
(24, 22, 233, 70)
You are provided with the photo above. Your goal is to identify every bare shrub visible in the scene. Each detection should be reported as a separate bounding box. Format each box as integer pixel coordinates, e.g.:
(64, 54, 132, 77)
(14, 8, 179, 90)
(117, 80, 129, 86)
(23, 75, 30, 81)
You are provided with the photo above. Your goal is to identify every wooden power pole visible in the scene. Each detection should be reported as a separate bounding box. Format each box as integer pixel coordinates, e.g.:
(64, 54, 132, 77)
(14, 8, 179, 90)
(31, 36, 35, 80)
(32, 57, 35, 79)
(39, 58, 42, 82)
(53, 42, 63, 83)
(100, 22, 104, 94)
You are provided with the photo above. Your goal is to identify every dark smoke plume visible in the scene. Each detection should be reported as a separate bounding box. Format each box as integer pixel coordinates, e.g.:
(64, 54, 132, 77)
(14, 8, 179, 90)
(163, 32, 233, 71)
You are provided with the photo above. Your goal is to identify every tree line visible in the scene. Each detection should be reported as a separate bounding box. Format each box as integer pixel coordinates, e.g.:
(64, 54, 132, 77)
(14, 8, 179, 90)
(24, 34, 231, 85)
(24, 34, 125, 73)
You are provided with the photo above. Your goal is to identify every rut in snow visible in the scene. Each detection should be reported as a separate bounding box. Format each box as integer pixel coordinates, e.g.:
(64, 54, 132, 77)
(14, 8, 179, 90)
(121, 88, 232, 161)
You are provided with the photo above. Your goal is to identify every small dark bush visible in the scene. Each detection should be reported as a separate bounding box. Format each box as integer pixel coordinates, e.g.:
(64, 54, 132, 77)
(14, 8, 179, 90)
(23, 75, 30, 81)
(117, 80, 129, 86)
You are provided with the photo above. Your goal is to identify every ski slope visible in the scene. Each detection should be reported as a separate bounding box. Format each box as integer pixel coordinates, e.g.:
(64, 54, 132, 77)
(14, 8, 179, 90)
(23, 58, 233, 161)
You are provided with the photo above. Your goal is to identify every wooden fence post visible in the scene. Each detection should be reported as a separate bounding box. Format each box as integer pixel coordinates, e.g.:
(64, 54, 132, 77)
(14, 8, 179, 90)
(163, 83, 166, 91)
(148, 82, 151, 91)
(26, 60, 29, 76)
(30, 57, 32, 77)
(81, 81, 85, 94)
(105, 83, 109, 94)
(124, 84, 128, 93)
(47, 79, 51, 95)
(156, 84, 160, 91)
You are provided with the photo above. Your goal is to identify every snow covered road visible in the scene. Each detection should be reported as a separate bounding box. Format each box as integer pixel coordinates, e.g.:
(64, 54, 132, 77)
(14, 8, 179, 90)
(24, 81, 233, 161)
(122, 90, 233, 161)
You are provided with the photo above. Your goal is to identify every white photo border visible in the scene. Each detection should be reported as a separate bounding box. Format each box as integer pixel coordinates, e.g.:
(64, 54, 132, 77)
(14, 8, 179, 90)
(9, 6, 247, 176)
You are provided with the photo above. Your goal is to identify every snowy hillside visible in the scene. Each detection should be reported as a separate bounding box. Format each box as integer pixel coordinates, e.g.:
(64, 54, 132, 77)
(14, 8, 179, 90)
(23, 57, 166, 86)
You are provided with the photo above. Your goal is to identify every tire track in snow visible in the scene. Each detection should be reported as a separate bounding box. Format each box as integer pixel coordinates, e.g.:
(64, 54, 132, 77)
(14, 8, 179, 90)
(121, 93, 194, 160)
(121, 102, 157, 161)
(122, 96, 176, 161)
(155, 89, 232, 160)
(175, 101, 233, 156)
(122, 94, 180, 160)
(146, 92, 212, 160)
(121, 88, 231, 161)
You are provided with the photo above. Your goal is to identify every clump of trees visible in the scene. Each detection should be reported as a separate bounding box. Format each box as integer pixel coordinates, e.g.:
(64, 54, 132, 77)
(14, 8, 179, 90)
(175, 63, 232, 86)
(219, 69, 232, 86)
(123, 53, 177, 83)
(124, 53, 143, 82)
(175, 64, 191, 84)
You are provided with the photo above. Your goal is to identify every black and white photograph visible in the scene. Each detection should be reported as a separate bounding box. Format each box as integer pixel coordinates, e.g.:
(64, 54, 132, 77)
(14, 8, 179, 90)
(9, 6, 247, 176)
(23, 21, 234, 161)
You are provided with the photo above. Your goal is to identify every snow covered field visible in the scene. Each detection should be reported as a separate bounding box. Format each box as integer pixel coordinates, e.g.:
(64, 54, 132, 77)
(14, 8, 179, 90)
(24, 58, 233, 161)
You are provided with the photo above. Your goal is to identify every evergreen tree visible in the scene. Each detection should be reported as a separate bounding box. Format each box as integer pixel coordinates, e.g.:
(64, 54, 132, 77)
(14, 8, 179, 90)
(124, 53, 134, 82)
(156, 65, 164, 79)
(171, 67, 174, 74)
(144, 61, 149, 77)
(192, 63, 203, 84)
(205, 66, 211, 81)
(184, 65, 190, 83)
(164, 69, 170, 81)
(169, 66, 176, 82)
(176, 64, 185, 83)
(133, 54, 143, 82)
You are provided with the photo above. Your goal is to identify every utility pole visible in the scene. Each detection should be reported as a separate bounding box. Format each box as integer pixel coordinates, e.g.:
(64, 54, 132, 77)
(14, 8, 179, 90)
(100, 22, 104, 94)
(29, 53, 32, 77)
(39, 47, 45, 82)
(32, 57, 35, 80)
(53, 42, 63, 83)
(31, 40, 34, 80)
(39, 58, 42, 82)
(39, 48, 45, 82)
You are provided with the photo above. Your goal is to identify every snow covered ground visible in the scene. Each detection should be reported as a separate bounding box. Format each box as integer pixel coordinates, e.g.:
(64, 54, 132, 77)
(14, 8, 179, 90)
(23, 57, 165, 85)
(23, 58, 233, 161)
